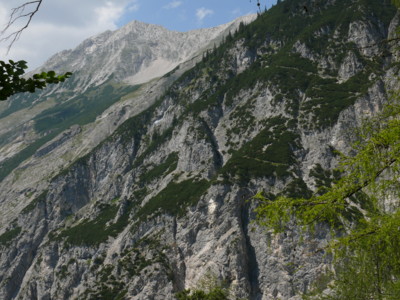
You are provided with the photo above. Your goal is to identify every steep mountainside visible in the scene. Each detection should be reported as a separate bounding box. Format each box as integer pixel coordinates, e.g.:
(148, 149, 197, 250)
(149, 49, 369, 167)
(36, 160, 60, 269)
(0, 0, 399, 299)
(0, 14, 255, 183)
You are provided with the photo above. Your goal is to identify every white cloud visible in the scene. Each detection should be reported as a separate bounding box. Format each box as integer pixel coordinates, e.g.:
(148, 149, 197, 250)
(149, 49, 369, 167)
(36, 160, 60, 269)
(163, 1, 182, 9)
(196, 7, 214, 22)
(0, 0, 139, 70)
(95, 1, 126, 27)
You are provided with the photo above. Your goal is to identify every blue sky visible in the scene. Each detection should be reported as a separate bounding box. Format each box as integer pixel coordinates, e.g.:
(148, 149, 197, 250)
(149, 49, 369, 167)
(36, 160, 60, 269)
(117, 0, 276, 31)
(0, 0, 276, 69)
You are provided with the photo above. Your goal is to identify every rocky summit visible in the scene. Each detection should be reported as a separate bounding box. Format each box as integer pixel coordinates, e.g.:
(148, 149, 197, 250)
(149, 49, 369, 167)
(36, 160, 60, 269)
(0, 0, 398, 299)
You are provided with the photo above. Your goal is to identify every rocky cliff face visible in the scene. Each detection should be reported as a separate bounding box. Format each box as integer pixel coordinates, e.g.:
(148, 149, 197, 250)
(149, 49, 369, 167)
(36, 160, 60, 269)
(0, 0, 398, 299)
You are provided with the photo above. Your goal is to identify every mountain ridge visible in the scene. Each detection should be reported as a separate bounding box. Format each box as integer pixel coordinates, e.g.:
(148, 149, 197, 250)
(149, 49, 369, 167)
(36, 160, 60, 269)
(37, 14, 257, 88)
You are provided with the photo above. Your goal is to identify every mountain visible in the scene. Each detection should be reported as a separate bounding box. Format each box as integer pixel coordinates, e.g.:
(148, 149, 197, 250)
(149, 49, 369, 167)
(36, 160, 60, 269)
(0, 0, 398, 299)
(0, 14, 256, 183)
(40, 14, 257, 88)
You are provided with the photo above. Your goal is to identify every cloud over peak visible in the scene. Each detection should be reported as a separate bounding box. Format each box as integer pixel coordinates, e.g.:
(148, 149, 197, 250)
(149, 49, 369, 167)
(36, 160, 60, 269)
(196, 7, 214, 22)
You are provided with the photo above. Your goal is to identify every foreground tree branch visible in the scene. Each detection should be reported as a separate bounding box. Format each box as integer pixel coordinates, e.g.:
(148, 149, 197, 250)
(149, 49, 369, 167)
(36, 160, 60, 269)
(0, 60, 72, 100)
(0, 0, 43, 52)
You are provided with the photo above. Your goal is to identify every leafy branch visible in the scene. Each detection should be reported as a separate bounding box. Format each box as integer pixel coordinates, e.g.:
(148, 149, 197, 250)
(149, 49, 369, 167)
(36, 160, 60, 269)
(0, 60, 72, 100)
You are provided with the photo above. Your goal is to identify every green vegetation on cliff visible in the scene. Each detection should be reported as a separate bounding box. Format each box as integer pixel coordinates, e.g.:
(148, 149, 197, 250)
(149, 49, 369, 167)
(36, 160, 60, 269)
(256, 97, 400, 298)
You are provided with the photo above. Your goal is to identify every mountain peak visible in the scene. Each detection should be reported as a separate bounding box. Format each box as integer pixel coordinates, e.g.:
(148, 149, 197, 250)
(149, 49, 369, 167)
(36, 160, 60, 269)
(39, 14, 257, 89)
